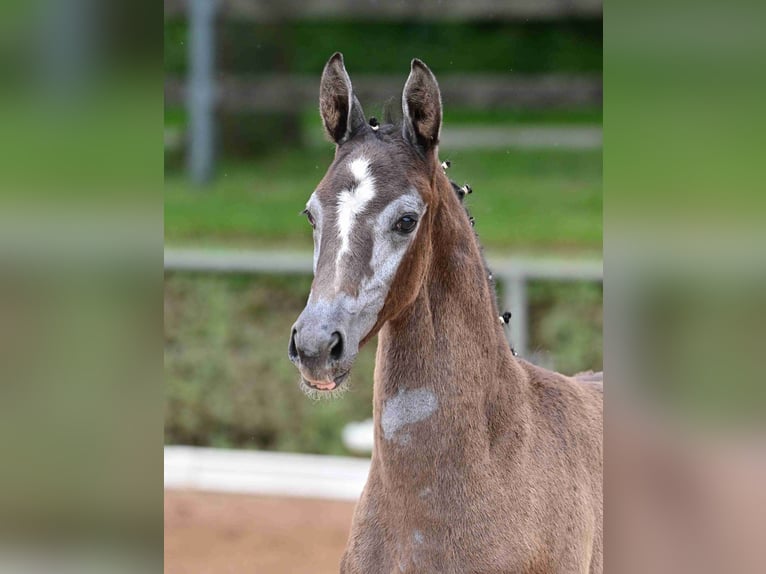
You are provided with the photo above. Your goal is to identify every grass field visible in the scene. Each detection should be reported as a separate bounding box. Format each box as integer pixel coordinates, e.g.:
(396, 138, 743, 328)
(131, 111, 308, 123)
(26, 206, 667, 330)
(164, 147, 602, 254)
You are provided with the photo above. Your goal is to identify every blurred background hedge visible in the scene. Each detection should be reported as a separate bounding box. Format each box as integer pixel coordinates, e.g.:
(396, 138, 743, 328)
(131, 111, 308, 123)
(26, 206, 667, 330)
(164, 271, 602, 455)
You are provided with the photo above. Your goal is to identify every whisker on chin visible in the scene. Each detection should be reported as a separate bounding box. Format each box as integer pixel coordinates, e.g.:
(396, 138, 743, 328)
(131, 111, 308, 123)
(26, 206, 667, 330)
(297, 377, 352, 401)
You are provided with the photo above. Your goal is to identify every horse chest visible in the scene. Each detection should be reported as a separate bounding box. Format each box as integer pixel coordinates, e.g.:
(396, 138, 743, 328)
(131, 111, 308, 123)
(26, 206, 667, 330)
(342, 507, 537, 574)
(343, 456, 596, 574)
(343, 474, 538, 574)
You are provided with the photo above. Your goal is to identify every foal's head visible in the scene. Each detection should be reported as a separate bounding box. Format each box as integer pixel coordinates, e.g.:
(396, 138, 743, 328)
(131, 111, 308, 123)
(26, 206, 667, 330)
(288, 53, 445, 394)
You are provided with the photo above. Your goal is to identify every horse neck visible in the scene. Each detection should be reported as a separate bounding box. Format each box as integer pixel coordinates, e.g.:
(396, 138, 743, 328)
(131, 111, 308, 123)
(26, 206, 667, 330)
(372, 175, 529, 466)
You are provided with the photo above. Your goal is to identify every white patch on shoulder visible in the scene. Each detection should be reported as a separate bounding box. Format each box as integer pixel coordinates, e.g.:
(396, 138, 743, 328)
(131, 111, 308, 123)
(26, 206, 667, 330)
(381, 388, 438, 441)
(336, 157, 375, 262)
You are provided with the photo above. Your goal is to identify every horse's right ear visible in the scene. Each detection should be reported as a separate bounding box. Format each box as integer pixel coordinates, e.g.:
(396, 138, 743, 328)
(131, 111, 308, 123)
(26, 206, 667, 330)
(402, 59, 442, 153)
(319, 53, 366, 145)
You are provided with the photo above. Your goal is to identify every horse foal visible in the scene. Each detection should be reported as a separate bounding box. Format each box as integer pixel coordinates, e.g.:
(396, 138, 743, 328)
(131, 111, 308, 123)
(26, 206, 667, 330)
(289, 53, 603, 574)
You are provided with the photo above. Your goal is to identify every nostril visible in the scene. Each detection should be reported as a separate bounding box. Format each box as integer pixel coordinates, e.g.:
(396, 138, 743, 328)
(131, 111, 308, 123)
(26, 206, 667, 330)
(329, 331, 344, 361)
(289, 328, 298, 360)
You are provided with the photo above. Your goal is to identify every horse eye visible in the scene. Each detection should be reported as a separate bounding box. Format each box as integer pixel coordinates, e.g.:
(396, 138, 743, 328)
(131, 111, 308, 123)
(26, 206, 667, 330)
(303, 209, 316, 229)
(394, 215, 418, 234)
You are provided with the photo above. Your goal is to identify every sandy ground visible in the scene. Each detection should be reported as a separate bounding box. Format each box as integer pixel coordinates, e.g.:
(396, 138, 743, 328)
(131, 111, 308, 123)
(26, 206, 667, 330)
(165, 490, 356, 574)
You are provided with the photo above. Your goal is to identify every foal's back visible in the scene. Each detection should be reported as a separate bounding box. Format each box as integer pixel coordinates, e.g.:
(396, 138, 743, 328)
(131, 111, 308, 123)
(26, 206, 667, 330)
(512, 360, 603, 573)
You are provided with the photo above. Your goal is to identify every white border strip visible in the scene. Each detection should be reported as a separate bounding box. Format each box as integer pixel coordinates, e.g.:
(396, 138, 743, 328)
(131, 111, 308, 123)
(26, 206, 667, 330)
(164, 248, 603, 281)
(164, 446, 370, 501)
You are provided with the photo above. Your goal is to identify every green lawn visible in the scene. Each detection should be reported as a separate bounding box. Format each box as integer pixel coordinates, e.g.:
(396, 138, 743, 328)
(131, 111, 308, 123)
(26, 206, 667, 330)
(165, 147, 602, 254)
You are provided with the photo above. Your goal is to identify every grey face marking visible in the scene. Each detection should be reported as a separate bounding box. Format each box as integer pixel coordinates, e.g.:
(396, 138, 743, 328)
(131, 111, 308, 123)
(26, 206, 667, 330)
(307, 151, 425, 350)
(413, 530, 424, 545)
(293, 136, 430, 390)
(353, 193, 425, 326)
(381, 387, 438, 441)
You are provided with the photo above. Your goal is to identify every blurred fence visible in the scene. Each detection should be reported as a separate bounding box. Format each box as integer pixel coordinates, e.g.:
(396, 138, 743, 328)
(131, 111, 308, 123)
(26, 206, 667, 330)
(166, 0, 603, 20)
(164, 248, 603, 358)
(164, 0, 603, 183)
(165, 74, 603, 112)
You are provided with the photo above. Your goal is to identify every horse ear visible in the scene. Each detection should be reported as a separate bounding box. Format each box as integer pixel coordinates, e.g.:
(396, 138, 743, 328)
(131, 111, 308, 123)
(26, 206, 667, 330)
(319, 52, 366, 144)
(402, 59, 442, 152)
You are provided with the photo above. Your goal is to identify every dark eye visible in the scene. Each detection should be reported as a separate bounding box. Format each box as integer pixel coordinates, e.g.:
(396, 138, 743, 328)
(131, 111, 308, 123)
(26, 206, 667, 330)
(393, 214, 418, 234)
(302, 209, 316, 229)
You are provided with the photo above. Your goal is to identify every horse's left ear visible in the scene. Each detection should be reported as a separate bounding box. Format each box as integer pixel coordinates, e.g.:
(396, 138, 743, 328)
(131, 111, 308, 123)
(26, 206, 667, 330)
(402, 59, 442, 153)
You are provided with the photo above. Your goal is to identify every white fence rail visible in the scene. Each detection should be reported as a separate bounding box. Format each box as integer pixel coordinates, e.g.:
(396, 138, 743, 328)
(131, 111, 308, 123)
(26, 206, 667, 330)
(165, 445, 370, 501)
(164, 248, 602, 358)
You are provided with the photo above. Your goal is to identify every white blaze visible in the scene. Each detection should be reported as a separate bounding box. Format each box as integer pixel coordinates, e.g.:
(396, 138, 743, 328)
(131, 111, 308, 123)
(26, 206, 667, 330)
(336, 157, 376, 273)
